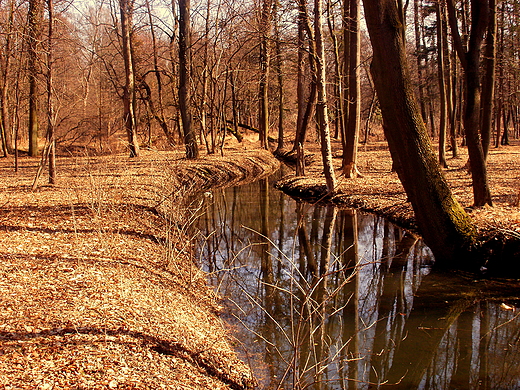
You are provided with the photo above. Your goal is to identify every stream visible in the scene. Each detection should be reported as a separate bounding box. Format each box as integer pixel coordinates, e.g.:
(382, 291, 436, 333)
(193, 171, 520, 390)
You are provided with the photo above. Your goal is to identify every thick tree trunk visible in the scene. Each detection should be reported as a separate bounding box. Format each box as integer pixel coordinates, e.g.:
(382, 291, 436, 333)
(179, 0, 198, 159)
(362, 0, 477, 265)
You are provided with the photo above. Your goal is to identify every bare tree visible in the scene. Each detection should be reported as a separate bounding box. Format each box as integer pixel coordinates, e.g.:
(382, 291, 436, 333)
(119, 0, 140, 157)
(179, 0, 198, 159)
(258, 0, 273, 149)
(342, 0, 362, 178)
(447, 0, 492, 206)
(28, 0, 43, 157)
(314, 0, 337, 192)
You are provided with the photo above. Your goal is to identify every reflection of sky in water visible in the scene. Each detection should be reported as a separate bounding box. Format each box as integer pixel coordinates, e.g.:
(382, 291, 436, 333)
(193, 177, 520, 390)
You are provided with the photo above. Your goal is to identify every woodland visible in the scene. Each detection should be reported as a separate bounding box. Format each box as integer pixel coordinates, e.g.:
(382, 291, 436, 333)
(1, 0, 520, 387)
(1, 0, 519, 265)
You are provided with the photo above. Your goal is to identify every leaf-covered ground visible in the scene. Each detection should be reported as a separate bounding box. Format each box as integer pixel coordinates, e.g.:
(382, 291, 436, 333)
(0, 148, 278, 389)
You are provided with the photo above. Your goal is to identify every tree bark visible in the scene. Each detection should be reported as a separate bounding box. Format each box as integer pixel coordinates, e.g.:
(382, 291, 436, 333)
(293, 0, 317, 154)
(362, 0, 477, 265)
(178, 0, 198, 159)
(274, 0, 285, 153)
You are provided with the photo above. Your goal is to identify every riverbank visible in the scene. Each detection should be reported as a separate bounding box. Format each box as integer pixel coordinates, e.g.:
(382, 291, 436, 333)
(275, 140, 520, 267)
(0, 148, 278, 389)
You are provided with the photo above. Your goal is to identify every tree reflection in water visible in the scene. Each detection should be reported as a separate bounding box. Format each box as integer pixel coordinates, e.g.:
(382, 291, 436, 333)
(193, 177, 520, 390)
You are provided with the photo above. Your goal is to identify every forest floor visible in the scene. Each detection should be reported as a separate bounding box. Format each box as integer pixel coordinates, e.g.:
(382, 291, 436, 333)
(0, 146, 278, 389)
(0, 134, 518, 388)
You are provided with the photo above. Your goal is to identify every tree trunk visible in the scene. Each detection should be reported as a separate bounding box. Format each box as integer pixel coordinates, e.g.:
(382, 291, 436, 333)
(293, 0, 317, 154)
(436, 0, 448, 168)
(342, 0, 362, 178)
(274, 0, 285, 153)
(414, 0, 427, 125)
(47, 0, 55, 183)
(178, 0, 198, 159)
(120, 0, 140, 158)
(0, 0, 15, 155)
(314, 0, 337, 192)
(480, 0, 496, 159)
(447, 0, 492, 206)
(28, 0, 42, 157)
(258, 0, 272, 149)
(145, 0, 175, 146)
(362, 0, 477, 265)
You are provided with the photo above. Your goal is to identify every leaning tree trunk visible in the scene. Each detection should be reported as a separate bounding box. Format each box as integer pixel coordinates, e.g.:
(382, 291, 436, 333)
(178, 0, 198, 159)
(362, 0, 477, 266)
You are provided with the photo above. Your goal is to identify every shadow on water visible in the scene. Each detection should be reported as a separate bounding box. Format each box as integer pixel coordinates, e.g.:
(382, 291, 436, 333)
(193, 174, 520, 390)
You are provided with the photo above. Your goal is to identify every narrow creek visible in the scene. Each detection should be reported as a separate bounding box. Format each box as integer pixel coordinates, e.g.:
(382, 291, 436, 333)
(193, 171, 520, 390)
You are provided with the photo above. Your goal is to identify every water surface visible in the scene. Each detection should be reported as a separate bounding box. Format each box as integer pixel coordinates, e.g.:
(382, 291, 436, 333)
(194, 175, 520, 390)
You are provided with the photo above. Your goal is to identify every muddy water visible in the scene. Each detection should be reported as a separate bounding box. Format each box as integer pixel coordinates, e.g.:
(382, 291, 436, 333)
(193, 174, 520, 390)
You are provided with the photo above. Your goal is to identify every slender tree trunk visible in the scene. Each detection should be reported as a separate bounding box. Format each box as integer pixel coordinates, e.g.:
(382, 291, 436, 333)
(480, 0, 496, 158)
(178, 0, 198, 159)
(315, 0, 337, 192)
(28, 0, 42, 157)
(258, 0, 272, 149)
(414, 0, 427, 124)
(437, 0, 448, 168)
(447, 0, 492, 206)
(362, 0, 477, 265)
(342, 0, 362, 178)
(274, 0, 285, 153)
(120, 0, 140, 157)
(47, 0, 55, 183)
(0, 0, 14, 155)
